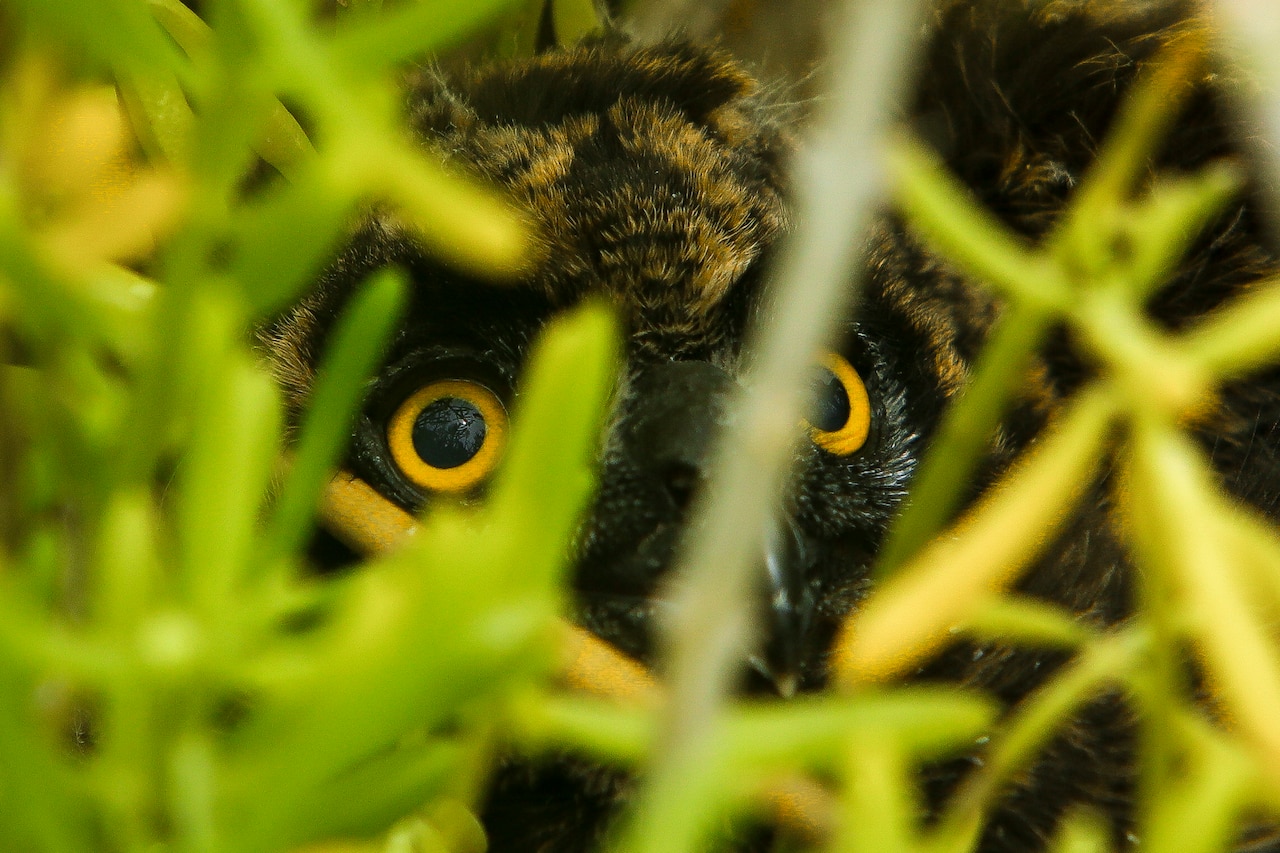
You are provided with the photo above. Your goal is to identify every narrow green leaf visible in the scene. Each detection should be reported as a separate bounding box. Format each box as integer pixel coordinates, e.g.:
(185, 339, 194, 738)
(1122, 164, 1244, 299)
(147, 0, 214, 57)
(890, 135, 1068, 311)
(280, 740, 466, 847)
(229, 164, 355, 319)
(116, 69, 193, 164)
(177, 352, 282, 615)
(962, 595, 1095, 650)
(146, 0, 314, 176)
(727, 689, 996, 764)
(1185, 274, 1280, 380)
(256, 99, 315, 179)
(1127, 420, 1280, 783)
(485, 301, 619, 592)
(875, 302, 1051, 576)
(834, 736, 915, 853)
(335, 133, 531, 278)
(95, 490, 160, 636)
(511, 690, 654, 763)
(930, 629, 1147, 853)
(264, 268, 407, 564)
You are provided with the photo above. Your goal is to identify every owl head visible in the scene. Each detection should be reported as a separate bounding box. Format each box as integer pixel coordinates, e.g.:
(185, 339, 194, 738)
(256, 34, 983, 698)
(255, 2, 1280, 848)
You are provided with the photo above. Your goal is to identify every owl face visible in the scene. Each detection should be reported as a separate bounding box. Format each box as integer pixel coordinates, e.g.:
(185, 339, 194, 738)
(258, 37, 968, 695)
(260, 3, 1280, 848)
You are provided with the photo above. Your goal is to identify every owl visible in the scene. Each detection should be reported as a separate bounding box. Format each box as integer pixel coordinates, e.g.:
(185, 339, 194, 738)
(257, 1, 1280, 851)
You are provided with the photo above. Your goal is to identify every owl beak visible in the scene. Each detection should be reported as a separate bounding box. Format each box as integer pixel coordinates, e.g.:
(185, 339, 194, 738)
(747, 516, 815, 699)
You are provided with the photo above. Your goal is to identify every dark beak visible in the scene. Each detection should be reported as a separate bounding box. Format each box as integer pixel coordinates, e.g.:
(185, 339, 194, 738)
(747, 516, 815, 698)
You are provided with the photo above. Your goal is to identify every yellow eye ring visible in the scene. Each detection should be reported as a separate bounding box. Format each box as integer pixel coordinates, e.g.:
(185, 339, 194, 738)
(387, 379, 508, 494)
(806, 351, 871, 456)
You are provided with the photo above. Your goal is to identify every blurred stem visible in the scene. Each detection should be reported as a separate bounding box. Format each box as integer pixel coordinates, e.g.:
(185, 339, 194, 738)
(618, 0, 932, 848)
(1049, 34, 1205, 272)
(1195, 0, 1280, 241)
(889, 136, 1069, 312)
(874, 302, 1051, 576)
(835, 736, 916, 853)
(1185, 273, 1280, 379)
(1128, 419, 1280, 785)
(930, 628, 1148, 853)
(627, 0, 732, 42)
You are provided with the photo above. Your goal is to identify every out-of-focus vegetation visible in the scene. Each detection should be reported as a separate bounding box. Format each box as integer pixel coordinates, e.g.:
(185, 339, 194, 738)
(0, 1, 616, 850)
(2, 1, 1280, 852)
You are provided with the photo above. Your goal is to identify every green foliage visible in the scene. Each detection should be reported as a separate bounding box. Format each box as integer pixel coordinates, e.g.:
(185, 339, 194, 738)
(834, 40, 1280, 853)
(3, 2, 1280, 853)
(0, 1, 613, 851)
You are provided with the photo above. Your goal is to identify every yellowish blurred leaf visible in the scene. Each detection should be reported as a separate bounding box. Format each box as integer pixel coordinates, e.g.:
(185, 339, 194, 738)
(832, 388, 1117, 686)
(21, 85, 130, 206)
(41, 170, 185, 270)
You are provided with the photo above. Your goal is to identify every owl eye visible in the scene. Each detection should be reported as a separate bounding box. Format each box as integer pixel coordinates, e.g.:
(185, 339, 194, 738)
(387, 379, 508, 493)
(806, 352, 871, 456)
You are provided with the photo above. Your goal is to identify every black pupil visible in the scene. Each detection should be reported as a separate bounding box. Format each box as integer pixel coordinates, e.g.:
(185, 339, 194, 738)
(811, 369, 850, 433)
(412, 397, 487, 469)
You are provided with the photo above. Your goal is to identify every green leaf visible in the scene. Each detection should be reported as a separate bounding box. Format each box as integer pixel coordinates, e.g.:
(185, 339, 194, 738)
(116, 68, 193, 164)
(1185, 274, 1280, 380)
(962, 596, 1095, 650)
(837, 387, 1118, 686)
(13, 0, 181, 75)
(147, 0, 214, 57)
(284, 739, 466, 845)
(264, 267, 407, 565)
(874, 302, 1051, 576)
(229, 163, 356, 318)
(889, 135, 1068, 311)
(177, 351, 282, 616)
(485, 300, 620, 593)
(333, 133, 532, 278)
